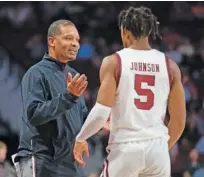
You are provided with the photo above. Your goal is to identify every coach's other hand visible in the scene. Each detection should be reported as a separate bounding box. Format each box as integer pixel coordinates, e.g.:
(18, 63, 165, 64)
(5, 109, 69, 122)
(67, 73, 88, 96)
(73, 140, 89, 167)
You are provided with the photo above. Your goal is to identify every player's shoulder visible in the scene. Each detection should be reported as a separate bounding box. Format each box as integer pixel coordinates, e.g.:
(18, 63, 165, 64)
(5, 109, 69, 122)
(100, 53, 120, 75)
(165, 56, 180, 73)
(165, 56, 181, 82)
(101, 54, 116, 68)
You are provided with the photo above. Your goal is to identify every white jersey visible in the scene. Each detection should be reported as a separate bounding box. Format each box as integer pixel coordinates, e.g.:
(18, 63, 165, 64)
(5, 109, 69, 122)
(108, 48, 172, 144)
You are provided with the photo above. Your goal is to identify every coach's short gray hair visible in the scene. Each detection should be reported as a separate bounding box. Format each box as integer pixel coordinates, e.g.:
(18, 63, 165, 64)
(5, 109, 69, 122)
(47, 19, 75, 38)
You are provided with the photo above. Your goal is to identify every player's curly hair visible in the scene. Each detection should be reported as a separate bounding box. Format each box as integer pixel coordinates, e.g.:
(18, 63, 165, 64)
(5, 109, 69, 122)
(118, 6, 161, 40)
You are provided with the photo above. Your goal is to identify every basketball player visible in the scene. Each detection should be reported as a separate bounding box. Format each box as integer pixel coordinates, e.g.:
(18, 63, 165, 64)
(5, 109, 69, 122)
(73, 6, 186, 177)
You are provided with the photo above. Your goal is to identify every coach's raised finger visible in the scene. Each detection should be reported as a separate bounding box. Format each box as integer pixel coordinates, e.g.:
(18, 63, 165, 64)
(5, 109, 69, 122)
(78, 81, 88, 94)
(69, 73, 80, 86)
(75, 74, 87, 88)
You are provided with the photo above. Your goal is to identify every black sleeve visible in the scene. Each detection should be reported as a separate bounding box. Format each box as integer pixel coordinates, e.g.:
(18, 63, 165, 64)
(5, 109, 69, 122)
(22, 70, 78, 126)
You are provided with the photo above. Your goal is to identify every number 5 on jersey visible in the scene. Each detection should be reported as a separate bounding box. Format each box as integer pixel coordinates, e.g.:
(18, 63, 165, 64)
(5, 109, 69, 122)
(134, 74, 155, 110)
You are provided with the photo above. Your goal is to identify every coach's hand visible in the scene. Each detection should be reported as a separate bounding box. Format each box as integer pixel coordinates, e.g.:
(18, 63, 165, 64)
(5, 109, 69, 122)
(73, 140, 89, 168)
(67, 73, 88, 96)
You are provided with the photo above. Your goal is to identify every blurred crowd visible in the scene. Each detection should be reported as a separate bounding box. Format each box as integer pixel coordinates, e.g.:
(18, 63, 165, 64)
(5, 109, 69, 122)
(0, 2, 204, 177)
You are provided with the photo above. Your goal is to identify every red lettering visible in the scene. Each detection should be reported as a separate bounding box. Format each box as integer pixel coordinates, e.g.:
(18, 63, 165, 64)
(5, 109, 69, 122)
(151, 64, 155, 72)
(156, 64, 159, 72)
(139, 63, 142, 71)
(143, 63, 147, 72)
(147, 63, 151, 71)
(130, 62, 133, 70)
(134, 74, 155, 110)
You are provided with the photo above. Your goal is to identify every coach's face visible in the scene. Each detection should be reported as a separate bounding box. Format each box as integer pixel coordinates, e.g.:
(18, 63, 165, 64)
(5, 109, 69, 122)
(54, 24, 80, 62)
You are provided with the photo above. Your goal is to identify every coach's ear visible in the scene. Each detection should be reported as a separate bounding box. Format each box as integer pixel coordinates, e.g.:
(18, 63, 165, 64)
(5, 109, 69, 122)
(48, 36, 55, 48)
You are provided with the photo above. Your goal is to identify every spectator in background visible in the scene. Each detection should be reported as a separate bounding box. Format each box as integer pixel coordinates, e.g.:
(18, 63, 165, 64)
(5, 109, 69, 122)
(109, 43, 122, 54)
(199, 49, 204, 70)
(181, 67, 198, 106)
(77, 36, 94, 59)
(166, 43, 182, 64)
(188, 109, 204, 138)
(193, 168, 204, 177)
(2, 2, 36, 29)
(95, 37, 109, 57)
(170, 1, 194, 22)
(0, 141, 17, 177)
(191, 3, 204, 19)
(91, 54, 102, 70)
(195, 136, 204, 154)
(183, 149, 201, 177)
(170, 143, 179, 165)
(26, 34, 46, 62)
(41, 1, 66, 23)
(171, 138, 192, 177)
(178, 38, 195, 58)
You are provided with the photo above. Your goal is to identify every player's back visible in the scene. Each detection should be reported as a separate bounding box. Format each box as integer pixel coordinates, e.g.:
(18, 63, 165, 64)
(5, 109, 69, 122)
(109, 48, 171, 144)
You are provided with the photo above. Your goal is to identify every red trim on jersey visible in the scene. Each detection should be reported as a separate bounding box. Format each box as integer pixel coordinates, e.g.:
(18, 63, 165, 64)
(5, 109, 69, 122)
(165, 56, 173, 89)
(105, 159, 109, 177)
(101, 163, 105, 175)
(101, 151, 111, 177)
(114, 53, 122, 87)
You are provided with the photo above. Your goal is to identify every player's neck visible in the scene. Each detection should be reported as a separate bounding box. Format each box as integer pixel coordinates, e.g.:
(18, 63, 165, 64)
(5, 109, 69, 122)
(128, 38, 152, 51)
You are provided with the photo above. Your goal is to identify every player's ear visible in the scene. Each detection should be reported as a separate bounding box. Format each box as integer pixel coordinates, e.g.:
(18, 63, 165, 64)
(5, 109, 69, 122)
(127, 33, 130, 40)
(126, 30, 133, 40)
(121, 25, 127, 36)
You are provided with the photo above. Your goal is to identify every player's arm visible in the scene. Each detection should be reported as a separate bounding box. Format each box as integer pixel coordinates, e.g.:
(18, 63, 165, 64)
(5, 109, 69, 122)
(76, 55, 117, 142)
(167, 59, 186, 150)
